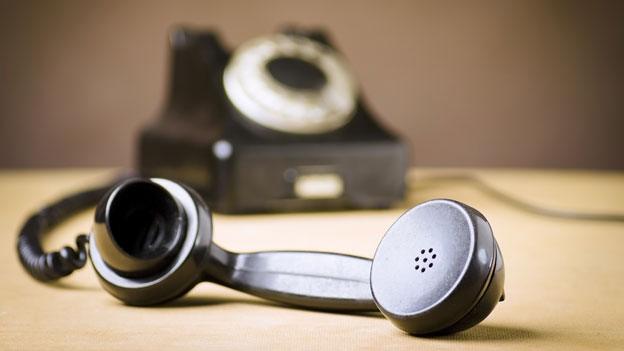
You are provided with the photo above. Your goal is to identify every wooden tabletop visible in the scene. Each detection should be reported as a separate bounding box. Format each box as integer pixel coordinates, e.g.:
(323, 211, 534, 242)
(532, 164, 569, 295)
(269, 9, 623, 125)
(1, 168, 623, 350)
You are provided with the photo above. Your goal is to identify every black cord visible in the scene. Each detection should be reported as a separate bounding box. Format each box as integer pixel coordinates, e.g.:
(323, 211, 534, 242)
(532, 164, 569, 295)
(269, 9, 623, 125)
(16, 182, 118, 281)
(411, 173, 624, 223)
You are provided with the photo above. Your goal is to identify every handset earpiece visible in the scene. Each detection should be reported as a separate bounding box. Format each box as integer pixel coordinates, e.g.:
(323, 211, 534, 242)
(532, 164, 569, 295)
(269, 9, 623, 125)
(370, 199, 505, 335)
(90, 178, 376, 310)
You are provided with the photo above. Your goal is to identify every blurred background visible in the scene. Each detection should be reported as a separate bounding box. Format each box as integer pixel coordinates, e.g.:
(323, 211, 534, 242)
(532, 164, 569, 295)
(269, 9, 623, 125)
(1, 0, 622, 169)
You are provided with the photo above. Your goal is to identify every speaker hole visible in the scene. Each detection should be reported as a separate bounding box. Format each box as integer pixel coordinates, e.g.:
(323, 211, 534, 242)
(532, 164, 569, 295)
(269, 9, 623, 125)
(415, 257, 419, 262)
(420, 249, 425, 254)
(421, 268, 425, 273)
(109, 182, 182, 259)
(429, 248, 433, 253)
(423, 258, 428, 262)
(429, 263, 433, 268)
(432, 254, 437, 259)
(415, 265, 420, 270)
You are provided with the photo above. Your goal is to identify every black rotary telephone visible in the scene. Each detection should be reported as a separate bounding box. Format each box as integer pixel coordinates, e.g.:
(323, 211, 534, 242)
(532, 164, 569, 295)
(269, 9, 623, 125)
(139, 27, 408, 213)
(16, 27, 508, 337)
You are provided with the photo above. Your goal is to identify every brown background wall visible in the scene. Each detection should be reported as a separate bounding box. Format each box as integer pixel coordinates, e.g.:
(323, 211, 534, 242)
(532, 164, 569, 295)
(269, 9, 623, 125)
(1, 1, 622, 169)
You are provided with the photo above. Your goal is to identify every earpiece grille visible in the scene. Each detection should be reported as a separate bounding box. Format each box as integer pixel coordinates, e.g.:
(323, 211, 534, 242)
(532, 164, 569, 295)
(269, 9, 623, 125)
(414, 248, 437, 273)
